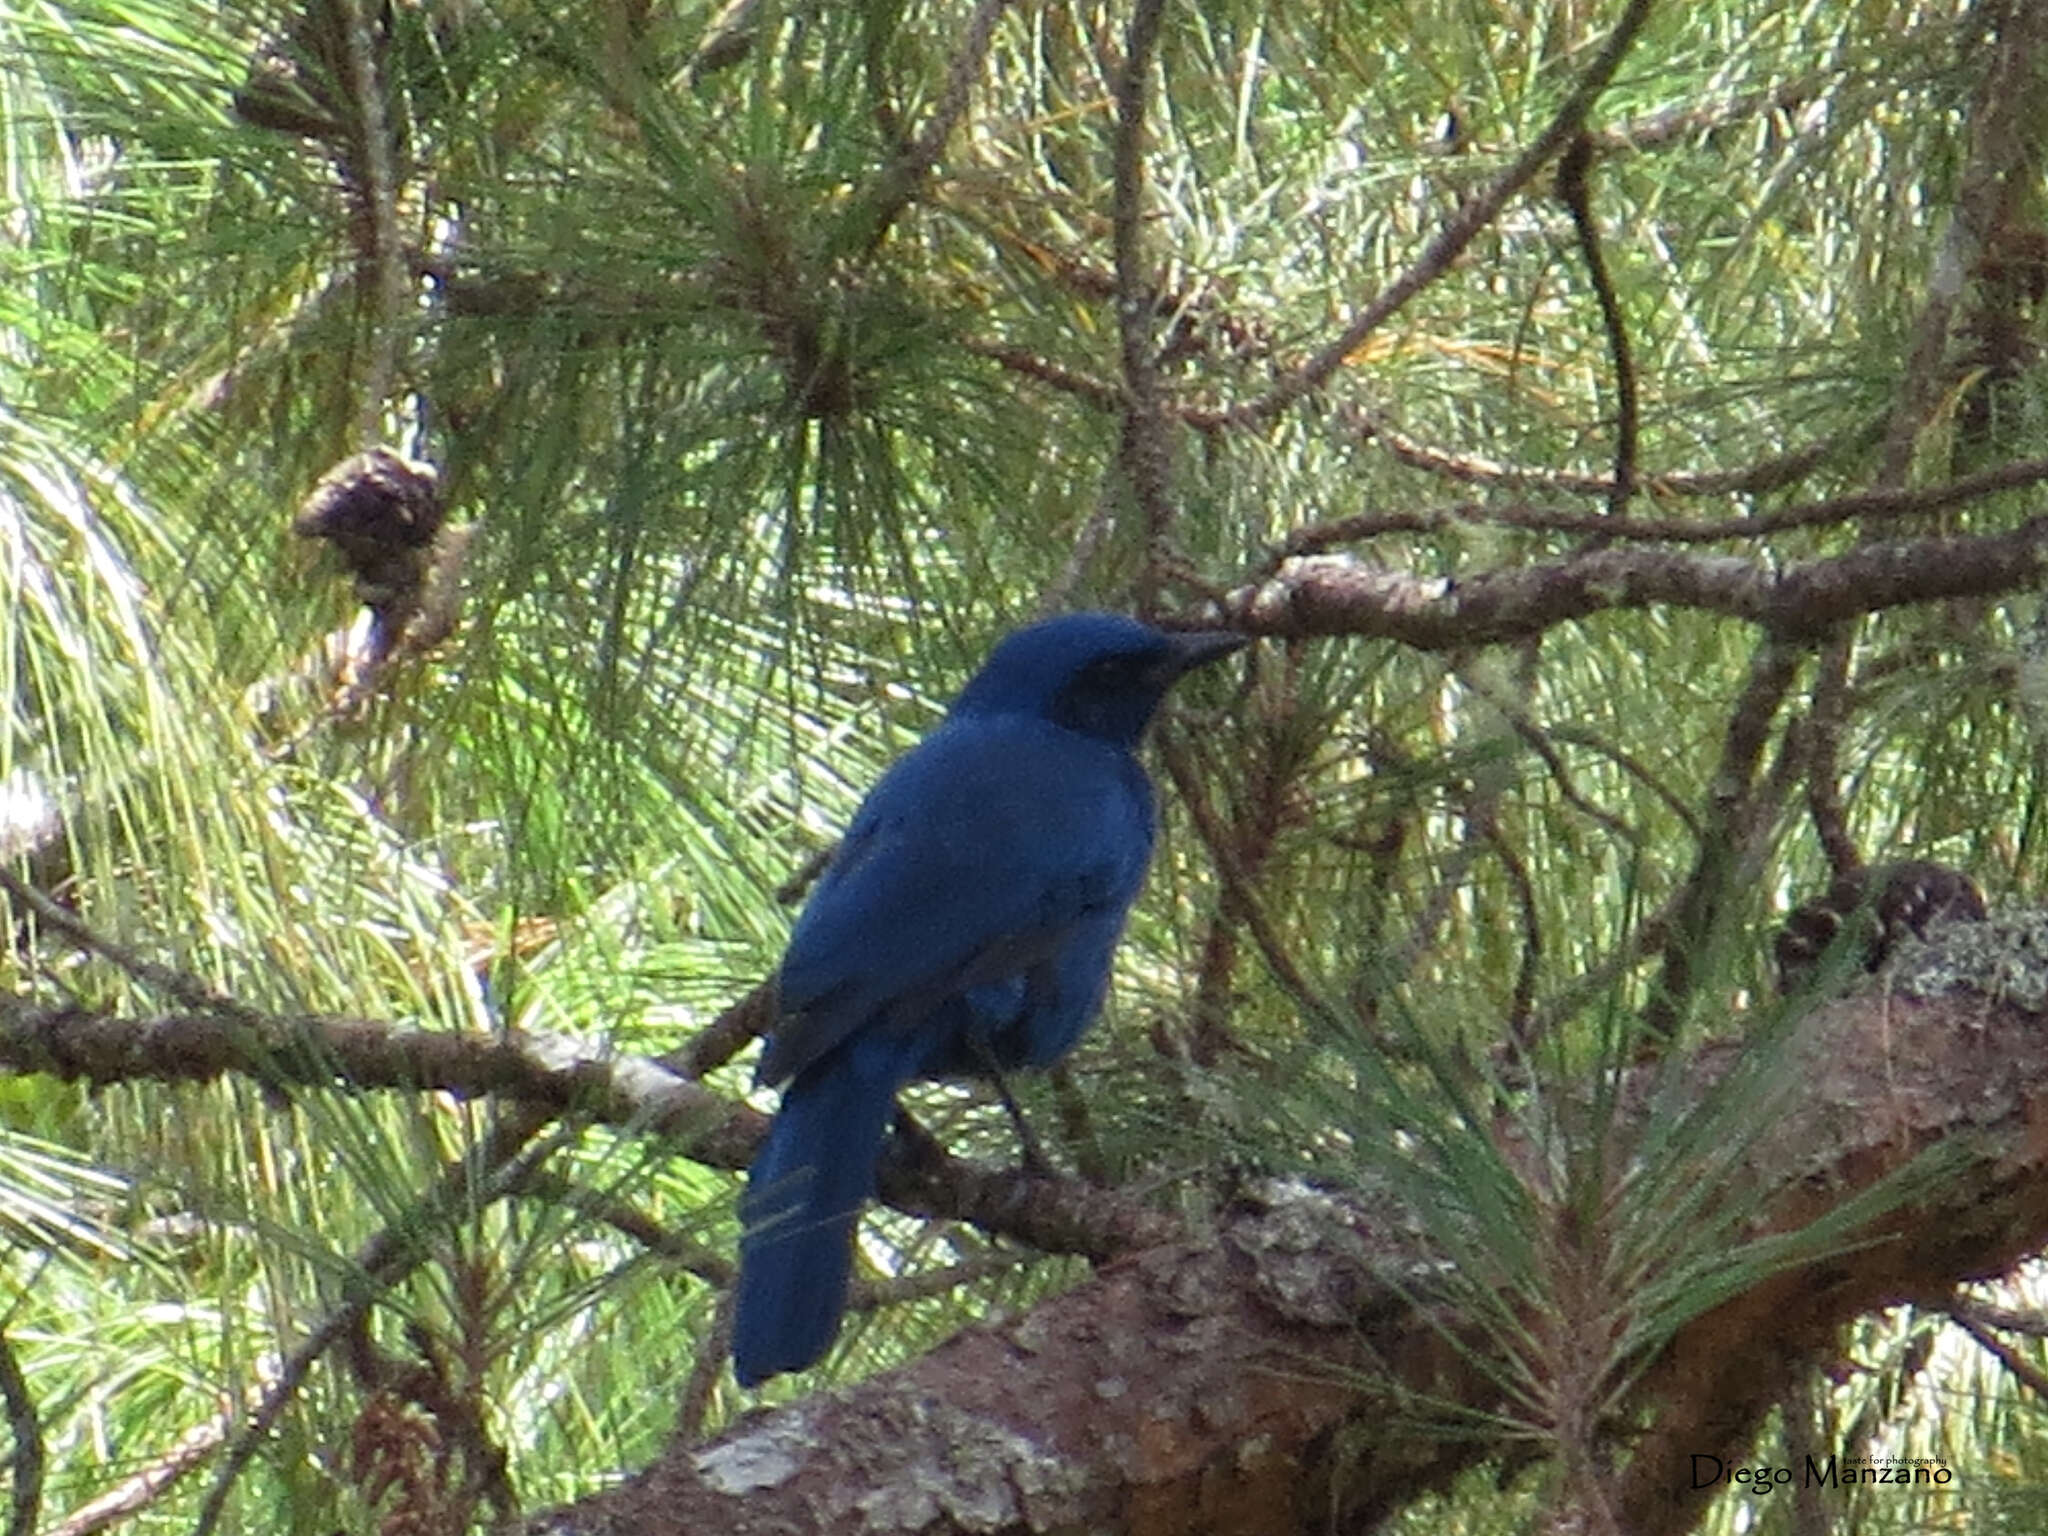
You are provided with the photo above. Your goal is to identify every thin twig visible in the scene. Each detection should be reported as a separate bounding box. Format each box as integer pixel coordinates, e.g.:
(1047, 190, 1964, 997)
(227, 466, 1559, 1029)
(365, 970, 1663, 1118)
(856, 1246, 1028, 1307)
(1951, 1295, 2048, 1338)
(965, 341, 1124, 413)
(1555, 133, 1639, 521)
(1331, 402, 1876, 501)
(1877, 2, 2046, 486)
(674, 980, 778, 1081)
(49, 1370, 276, 1536)
(0, 1329, 40, 1536)
(1454, 665, 1644, 849)
(937, 339, 1878, 507)
(676, 1291, 734, 1443)
(1735, 688, 1811, 905)
(1477, 807, 1544, 1052)
(771, 846, 834, 906)
(1520, 880, 1687, 1049)
(1590, 76, 1821, 154)
(336, 0, 405, 445)
(1803, 635, 1859, 874)
(511, 1167, 732, 1284)
(1547, 726, 1702, 840)
(1112, 0, 1175, 611)
(192, 1111, 565, 1536)
(1954, 1311, 2048, 1402)
(1338, 808, 1410, 1023)
(1046, 474, 1128, 614)
(856, 0, 1014, 252)
(1217, 0, 1658, 429)
(1156, 735, 1348, 1041)
(0, 868, 238, 1015)
(1644, 637, 1802, 1042)
(1272, 450, 2048, 561)
(1390, 842, 1482, 1005)
(1046, 1064, 1107, 1181)
(1337, 727, 1472, 1017)
(1187, 648, 1302, 1064)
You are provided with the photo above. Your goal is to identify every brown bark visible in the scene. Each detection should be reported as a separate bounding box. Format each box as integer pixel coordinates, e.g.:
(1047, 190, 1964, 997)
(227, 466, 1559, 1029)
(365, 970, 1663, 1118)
(1226, 521, 2048, 651)
(545, 913, 2048, 1536)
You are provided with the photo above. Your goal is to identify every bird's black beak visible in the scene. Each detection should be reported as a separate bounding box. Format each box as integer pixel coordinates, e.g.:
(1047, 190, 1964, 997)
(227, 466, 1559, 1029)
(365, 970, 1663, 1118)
(1158, 628, 1249, 680)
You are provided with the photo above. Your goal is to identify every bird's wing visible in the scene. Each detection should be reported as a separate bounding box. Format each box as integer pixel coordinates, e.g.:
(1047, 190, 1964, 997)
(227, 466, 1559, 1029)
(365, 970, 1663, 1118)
(759, 717, 1154, 1086)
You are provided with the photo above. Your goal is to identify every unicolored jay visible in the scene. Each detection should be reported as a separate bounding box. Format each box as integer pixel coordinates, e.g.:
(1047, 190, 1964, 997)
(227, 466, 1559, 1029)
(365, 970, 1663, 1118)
(732, 612, 1244, 1386)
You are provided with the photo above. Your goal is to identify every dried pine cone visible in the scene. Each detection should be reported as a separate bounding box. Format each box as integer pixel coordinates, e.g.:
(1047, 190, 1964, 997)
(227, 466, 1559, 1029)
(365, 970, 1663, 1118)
(1773, 860, 1987, 994)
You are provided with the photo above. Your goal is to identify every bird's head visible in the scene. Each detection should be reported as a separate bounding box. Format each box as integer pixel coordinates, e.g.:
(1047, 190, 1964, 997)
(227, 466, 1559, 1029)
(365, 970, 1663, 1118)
(949, 613, 1247, 747)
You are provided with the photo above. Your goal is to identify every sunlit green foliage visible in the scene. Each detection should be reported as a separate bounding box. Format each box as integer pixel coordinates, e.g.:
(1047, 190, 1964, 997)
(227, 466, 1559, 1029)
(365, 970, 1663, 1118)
(4, 0, 2047, 1529)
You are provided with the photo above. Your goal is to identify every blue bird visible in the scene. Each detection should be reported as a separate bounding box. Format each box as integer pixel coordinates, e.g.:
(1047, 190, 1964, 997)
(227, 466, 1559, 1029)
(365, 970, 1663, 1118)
(732, 612, 1245, 1387)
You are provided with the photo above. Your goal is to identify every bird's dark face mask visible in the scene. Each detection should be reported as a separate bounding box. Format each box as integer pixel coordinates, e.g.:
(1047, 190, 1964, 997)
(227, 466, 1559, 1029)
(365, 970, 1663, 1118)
(1047, 631, 1247, 746)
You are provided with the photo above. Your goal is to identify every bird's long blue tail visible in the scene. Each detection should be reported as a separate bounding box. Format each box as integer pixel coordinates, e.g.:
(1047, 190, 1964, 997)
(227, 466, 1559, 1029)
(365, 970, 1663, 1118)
(732, 1042, 903, 1387)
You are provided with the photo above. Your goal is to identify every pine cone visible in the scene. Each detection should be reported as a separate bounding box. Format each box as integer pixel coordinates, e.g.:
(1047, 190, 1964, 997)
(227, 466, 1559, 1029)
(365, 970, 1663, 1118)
(1773, 860, 1987, 994)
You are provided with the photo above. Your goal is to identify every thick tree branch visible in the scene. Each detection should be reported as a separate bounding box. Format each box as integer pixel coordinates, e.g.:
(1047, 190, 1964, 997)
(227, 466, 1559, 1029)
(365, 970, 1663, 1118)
(1226, 518, 2048, 648)
(539, 916, 2048, 1536)
(0, 997, 745, 1149)
(0, 996, 1176, 1266)
(550, 1179, 1481, 1536)
(30, 989, 1173, 1536)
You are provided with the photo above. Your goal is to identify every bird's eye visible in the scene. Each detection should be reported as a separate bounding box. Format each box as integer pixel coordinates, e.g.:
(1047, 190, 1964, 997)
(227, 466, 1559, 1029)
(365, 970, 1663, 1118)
(1074, 653, 1147, 691)
(1043, 645, 1185, 741)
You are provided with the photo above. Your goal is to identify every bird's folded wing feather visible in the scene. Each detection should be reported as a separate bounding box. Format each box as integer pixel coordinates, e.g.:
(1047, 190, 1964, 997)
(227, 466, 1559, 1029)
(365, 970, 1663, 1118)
(760, 719, 1152, 1086)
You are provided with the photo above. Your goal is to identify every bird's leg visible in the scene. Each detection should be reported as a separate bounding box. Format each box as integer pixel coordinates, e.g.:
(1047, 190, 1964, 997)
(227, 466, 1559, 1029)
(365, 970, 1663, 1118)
(964, 1033, 1056, 1177)
(991, 1065, 1056, 1178)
